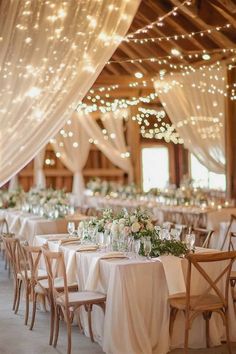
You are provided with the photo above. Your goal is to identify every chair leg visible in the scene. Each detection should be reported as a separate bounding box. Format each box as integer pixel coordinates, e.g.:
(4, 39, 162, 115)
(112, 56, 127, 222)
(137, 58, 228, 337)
(53, 307, 60, 348)
(12, 280, 18, 311)
(169, 307, 178, 338)
(24, 287, 30, 325)
(203, 311, 212, 348)
(15, 280, 22, 314)
(87, 304, 94, 343)
(49, 300, 55, 345)
(29, 292, 38, 330)
(66, 319, 72, 354)
(225, 311, 232, 354)
(184, 311, 190, 354)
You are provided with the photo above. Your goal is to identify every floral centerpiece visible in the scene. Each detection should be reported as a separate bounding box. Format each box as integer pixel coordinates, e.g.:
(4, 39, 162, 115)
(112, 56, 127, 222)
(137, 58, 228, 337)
(0, 187, 25, 209)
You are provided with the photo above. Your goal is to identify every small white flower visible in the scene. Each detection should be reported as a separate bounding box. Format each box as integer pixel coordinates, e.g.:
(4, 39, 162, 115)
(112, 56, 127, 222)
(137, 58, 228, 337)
(131, 222, 141, 233)
(118, 218, 126, 225)
(130, 215, 137, 223)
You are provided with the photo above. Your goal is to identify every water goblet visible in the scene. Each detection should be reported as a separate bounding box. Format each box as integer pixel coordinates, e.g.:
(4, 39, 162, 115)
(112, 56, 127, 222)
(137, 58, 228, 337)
(185, 233, 195, 251)
(67, 222, 75, 237)
(144, 237, 152, 260)
(134, 239, 141, 259)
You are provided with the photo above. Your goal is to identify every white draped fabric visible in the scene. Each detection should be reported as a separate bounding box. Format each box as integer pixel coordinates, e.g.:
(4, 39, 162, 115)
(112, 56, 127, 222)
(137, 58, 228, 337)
(0, 0, 140, 186)
(77, 111, 134, 181)
(52, 115, 90, 205)
(154, 65, 226, 173)
(8, 175, 19, 191)
(34, 148, 46, 189)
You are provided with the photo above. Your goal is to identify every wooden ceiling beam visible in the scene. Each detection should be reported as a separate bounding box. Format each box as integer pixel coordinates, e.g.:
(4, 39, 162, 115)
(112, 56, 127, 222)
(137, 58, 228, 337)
(144, 0, 216, 51)
(171, 0, 235, 48)
(210, 1, 236, 27)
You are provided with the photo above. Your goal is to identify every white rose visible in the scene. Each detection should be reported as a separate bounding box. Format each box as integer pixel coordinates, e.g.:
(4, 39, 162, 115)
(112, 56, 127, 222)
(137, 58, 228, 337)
(131, 222, 141, 233)
(118, 218, 126, 225)
(146, 222, 154, 231)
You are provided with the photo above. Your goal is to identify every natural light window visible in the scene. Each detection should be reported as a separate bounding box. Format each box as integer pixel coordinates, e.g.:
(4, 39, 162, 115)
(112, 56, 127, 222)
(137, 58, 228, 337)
(142, 146, 169, 192)
(190, 154, 226, 190)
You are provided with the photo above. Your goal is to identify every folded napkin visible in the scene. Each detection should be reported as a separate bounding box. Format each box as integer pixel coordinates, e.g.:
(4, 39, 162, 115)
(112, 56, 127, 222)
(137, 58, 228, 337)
(85, 252, 126, 291)
(158, 255, 186, 296)
(100, 251, 126, 259)
(59, 237, 80, 245)
(75, 244, 99, 252)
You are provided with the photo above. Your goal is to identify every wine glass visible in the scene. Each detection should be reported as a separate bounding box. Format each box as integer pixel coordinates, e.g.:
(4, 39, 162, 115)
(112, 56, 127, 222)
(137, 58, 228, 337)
(144, 237, 152, 260)
(134, 239, 141, 259)
(185, 233, 195, 251)
(67, 222, 75, 237)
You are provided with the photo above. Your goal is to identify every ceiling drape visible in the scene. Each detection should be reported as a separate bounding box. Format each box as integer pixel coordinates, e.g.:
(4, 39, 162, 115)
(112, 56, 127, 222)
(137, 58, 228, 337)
(0, 0, 140, 186)
(34, 147, 46, 189)
(154, 65, 226, 174)
(51, 114, 90, 205)
(77, 111, 133, 181)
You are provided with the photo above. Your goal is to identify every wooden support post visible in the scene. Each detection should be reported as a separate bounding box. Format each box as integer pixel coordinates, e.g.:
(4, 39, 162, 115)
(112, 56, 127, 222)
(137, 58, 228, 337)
(225, 67, 236, 200)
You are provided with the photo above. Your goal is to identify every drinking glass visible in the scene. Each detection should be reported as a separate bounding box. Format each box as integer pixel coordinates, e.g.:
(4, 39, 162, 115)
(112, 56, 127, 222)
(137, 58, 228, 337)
(67, 222, 75, 236)
(134, 239, 141, 258)
(185, 233, 195, 251)
(144, 237, 152, 260)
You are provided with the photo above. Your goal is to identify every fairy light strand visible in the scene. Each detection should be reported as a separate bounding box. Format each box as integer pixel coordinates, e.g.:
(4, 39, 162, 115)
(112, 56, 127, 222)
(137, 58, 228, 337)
(126, 0, 192, 38)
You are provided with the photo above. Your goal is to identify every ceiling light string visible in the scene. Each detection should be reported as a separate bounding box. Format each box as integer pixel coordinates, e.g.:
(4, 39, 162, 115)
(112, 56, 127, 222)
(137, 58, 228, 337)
(126, 0, 192, 38)
(107, 48, 236, 65)
(123, 23, 231, 44)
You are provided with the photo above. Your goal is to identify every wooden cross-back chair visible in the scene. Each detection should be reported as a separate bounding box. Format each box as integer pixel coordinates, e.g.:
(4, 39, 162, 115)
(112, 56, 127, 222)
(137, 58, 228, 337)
(42, 249, 106, 354)
(20, 245, 49, 330)
(221, 214, 236, 251)
(169, 251, 236, 354)
(2, 236, 20, 311)
(189, 227, 214, 248)
(227, 232, 236, 304)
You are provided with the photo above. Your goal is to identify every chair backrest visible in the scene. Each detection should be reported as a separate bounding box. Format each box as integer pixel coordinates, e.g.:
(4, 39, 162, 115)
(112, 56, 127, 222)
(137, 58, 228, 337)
(186, 251, 236, 311)
(2, 236, 20, 278)
(189, 227, 214, 248)
(42, 248, 69, 306)
(221, 214, 236, 250)
(228, 232, 236, 252)
(21, 245, 43, 284)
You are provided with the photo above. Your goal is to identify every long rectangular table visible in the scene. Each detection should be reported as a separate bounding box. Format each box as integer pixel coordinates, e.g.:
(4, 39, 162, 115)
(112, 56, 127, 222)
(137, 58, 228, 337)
(34, 234, 236, 354)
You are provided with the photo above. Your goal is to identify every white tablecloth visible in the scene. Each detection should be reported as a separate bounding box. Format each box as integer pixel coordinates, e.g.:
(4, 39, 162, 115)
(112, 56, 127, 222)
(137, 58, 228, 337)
(2, 210, 68, 244)
(35, 235, 236, 354)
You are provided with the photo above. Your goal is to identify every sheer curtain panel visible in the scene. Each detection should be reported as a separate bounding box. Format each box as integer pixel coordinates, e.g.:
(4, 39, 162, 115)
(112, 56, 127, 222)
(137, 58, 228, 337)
(51, 115, 90, 205)
(77, 111, 133, 181)
(154, 65, 226, 173)
(0, 0, 140, 186)
(34, 148, 46, 189)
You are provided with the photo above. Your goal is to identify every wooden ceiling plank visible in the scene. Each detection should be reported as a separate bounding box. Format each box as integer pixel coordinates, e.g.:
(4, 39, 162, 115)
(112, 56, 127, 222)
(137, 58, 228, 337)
(210, 1, 236, 27)
(145, 0, 223, 50)
(171, 0, 235, 48)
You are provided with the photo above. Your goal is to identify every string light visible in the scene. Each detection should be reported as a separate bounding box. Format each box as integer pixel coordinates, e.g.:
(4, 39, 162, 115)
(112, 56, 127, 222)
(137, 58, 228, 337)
(77, 92, 158, 113)
(131, 107, 183, 144)
(107, 48, 236, 65)
(126, 0, 192, 38)
(123, 23, 231, 44)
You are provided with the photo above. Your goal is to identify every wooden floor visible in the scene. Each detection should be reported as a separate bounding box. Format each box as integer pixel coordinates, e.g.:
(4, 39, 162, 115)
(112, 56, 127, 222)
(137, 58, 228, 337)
(0, 256, 235, 354)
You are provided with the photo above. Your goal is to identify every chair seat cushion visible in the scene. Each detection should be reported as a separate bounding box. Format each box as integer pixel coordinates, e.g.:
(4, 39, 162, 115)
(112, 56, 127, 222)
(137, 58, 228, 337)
(56, 291, 106, 306)
(35, 277, 78, 294)
(17, 268, 47, 280)
(169, 293, 224, 311)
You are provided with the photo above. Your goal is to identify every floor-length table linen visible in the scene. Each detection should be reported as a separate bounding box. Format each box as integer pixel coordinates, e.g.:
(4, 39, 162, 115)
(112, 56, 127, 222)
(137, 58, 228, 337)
(34, 235, 236, 354)
(2, 210, 68, 243)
